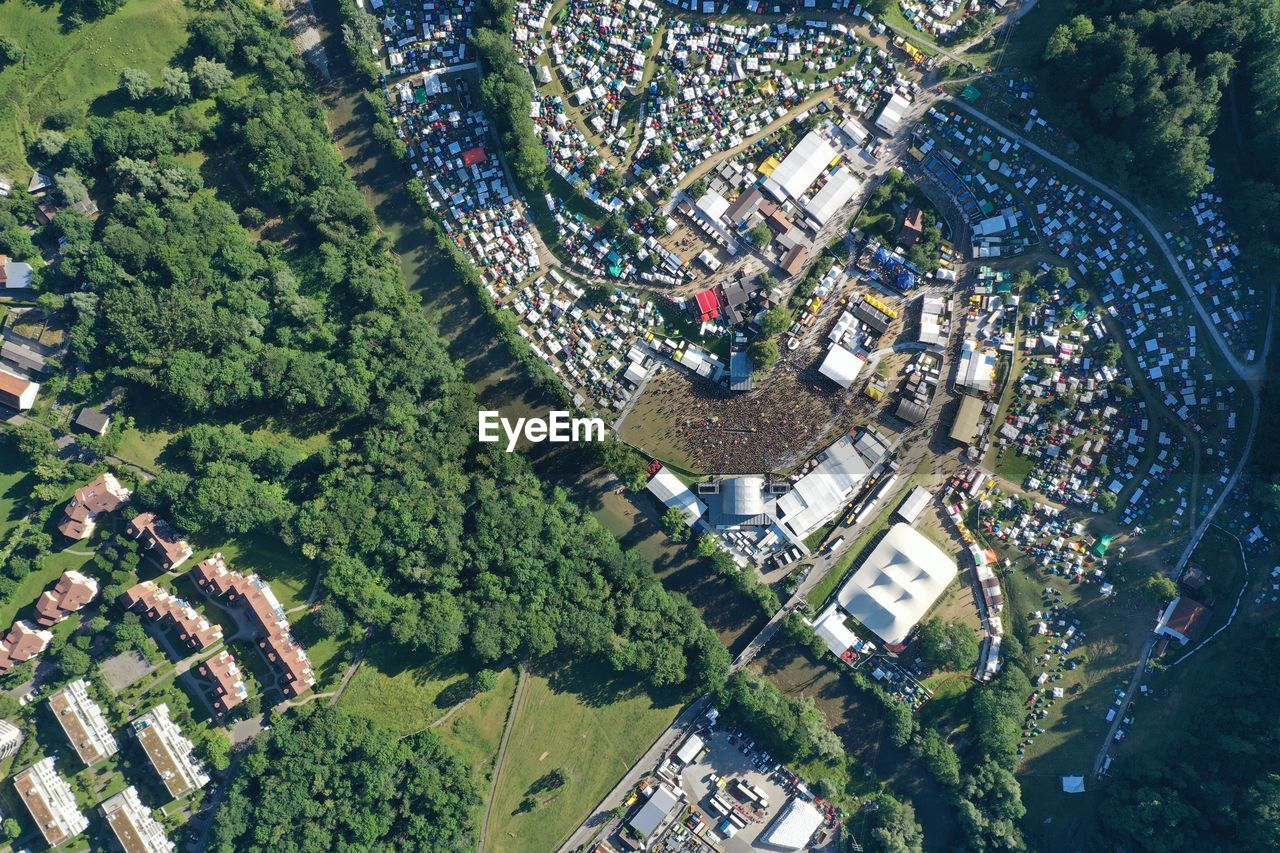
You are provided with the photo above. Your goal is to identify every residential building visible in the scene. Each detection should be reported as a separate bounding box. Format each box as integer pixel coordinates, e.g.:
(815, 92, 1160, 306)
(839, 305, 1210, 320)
(0, 339, 46, 374)
(0, 367, 38, 410)
(191, 555, 314, 697)
(0, 255, 34, 289)
(119, 582, 223, 650)
(0, 620, 53, 674)
(101, 786, 174, 853)
(0, 719, 24, 760)
(131, 703, 210, 799)
(13, 757, 89, 847)
(72, 407, 111, 436)
(48, 679, 118, 766)
(1155, 596, 1210, 646)
(197, 651, 249, 715)
(126, 513, 192, 571)
(33, 571, 99, 627)
(57, 472, 132, 540)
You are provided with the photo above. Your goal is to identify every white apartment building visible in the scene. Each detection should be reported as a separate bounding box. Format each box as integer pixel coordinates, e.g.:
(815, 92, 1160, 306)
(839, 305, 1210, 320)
(48, 678, 119, 766)
(101, 786, 175, 853)
(13, 757, 89, 846)
(132, 703, 210, 799)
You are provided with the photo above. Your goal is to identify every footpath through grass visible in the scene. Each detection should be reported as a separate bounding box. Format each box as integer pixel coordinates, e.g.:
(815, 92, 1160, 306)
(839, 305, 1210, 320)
(0, 0, 190, 177)
(487, 660, 685, 853)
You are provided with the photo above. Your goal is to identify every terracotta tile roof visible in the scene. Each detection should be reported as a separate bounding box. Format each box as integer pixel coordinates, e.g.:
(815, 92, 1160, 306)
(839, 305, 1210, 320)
(198, 651, 248, 713)
(120, 582, 222, 650)
(0, 369, 34, 409)
(33, 571, 98, 626)
(58, 474, 131, 540)
(194, 555, 314, 697)
(0, 620, 53, 672)
(126, 513, 192, 571)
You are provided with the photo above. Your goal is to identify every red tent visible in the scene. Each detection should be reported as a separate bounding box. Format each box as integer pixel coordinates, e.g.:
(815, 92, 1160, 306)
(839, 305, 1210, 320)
(462, 146, 488, 167)
(692, 288, 721, 322)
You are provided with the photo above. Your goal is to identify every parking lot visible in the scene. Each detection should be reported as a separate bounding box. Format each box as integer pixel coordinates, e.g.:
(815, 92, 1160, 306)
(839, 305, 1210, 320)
(678, 729, 831, 851)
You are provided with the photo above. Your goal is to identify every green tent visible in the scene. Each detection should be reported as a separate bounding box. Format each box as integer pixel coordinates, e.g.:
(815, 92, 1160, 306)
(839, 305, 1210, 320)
(1091, 534, 1113, 558)
(961, 85, 982, 103)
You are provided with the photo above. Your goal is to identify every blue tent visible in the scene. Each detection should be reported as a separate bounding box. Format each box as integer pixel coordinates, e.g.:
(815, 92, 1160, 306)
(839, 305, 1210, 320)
(896, 271, 917, 290)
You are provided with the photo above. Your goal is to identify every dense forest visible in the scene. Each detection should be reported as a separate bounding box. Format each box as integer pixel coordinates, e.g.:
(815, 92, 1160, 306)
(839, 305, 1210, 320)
(1097, 619, 1280, 850)
(16, 0, 729, 699)
(211, 705, 479, 851)
(1040, 0, 1277, 209)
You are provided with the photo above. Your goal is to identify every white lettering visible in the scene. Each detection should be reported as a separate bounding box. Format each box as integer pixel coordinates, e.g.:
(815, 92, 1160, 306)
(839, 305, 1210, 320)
(477, 411, 608, 452)
(502, 417, 525, 453)
(548, 410, 570, 442)
(478, 410, 501, 443)
(573, 416, 605, 443)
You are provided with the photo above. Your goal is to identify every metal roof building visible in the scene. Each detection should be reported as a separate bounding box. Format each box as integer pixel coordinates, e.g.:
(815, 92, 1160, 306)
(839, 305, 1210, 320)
(760, 797, 824, 850)
(646, 466, 707, 528)
(775, 434, 872, 541)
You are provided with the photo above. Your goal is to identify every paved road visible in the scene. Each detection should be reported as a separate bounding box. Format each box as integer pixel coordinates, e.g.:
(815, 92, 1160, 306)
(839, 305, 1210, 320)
(948, 103, 1270, 777)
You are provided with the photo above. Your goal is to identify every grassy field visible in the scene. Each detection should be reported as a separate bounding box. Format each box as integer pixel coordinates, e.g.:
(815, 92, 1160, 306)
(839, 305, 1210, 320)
(487, 660, 685, 853)
(338, 647, 476, 736)
(0, 0, 190, 177)
(112, 423, 177, 472)
(434, 667, 519, 829)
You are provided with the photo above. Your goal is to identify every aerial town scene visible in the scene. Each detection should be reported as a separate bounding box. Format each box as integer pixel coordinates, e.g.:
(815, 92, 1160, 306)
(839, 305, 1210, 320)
(0, 0, 1275, 849)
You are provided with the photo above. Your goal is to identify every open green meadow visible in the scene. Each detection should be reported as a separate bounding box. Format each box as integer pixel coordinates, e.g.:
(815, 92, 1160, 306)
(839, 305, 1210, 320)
(487, 660, 684, 853)
(0, 0, 190, 177)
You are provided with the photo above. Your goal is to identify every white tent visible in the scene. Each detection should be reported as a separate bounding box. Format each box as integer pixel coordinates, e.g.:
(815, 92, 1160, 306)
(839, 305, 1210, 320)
(813, 603, 858, 656)
(646, 467, 706, 527)
(804, 168, 860, 226)
(896, 486, 932, 523)
(818, 345, 865, 389)
(761, 797, 824, 850)
(675, 733, 704, 765)
(1061, 776, 1086, 794)
(775, 435, 871, 540)
(875, 92, 911, 135)
(762, 131, 837, 203)
(837, 523, 958, 646)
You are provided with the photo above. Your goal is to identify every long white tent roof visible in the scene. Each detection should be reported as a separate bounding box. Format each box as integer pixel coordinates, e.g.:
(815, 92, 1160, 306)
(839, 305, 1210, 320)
(763, 131, 837, 202)
(646, 466, 706, 527)
(775, 435, 871, 540)
(837, 523, 958, 646)
(804, 167, 860, 226)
